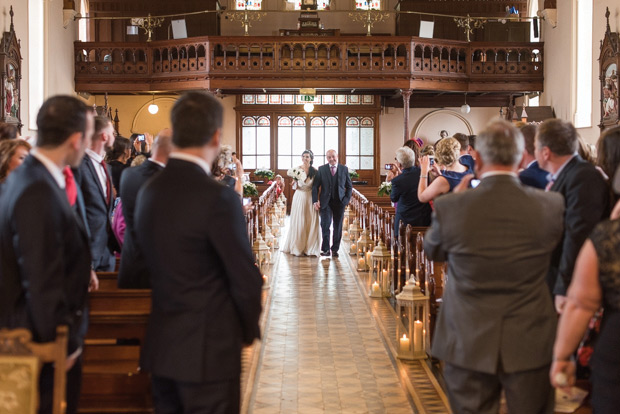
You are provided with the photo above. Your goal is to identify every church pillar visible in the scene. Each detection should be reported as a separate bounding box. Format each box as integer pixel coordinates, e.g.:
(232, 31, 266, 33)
(401, 89, 412, 143)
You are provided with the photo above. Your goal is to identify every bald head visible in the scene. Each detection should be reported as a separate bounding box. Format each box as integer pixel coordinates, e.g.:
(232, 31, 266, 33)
(152, 128, 172, 165)
(326, 149, 338, 166)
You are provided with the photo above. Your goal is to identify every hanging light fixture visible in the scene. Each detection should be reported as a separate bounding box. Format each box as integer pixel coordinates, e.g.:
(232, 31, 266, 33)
(148, 94, 159, 114)
(460, 93, 470, 114)
(303, 102, 314, 113)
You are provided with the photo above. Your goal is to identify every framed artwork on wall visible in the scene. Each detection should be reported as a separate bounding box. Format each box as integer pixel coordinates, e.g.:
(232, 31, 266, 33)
(599, 7, 619, 130)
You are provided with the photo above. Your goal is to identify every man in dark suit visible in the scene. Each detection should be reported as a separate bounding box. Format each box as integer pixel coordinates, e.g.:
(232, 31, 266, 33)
(0, 96, 94, 414)
(74, 116, 117, 271)
(135, 91, 262, 413)
(424, 120, 564, 414)
(535, 118, 610, 310)
(312, 149, 353, 257)
(117, 129, 172, 289)
(518, 123, 548, 189)
(390, 146, 431, 236)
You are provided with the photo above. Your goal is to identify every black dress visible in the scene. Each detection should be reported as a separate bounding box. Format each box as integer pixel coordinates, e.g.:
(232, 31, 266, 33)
(108, 159, 130, 194)
(589, 219, 620, 414)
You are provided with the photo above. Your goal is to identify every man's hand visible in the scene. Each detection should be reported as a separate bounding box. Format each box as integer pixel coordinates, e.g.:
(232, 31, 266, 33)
(88, 270, 99, 292)
(453, 174, 474, 194)
(555, 295, 567, 314)
(66, 353, 78, 371)
(313, 201, 320, 211)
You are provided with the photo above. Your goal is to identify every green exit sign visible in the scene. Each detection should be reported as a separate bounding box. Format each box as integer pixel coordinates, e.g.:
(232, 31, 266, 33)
(301, 95, 315, 102)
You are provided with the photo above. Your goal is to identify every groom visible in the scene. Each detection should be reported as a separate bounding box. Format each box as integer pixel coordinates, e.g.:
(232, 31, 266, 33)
(312, 149, 353, 257)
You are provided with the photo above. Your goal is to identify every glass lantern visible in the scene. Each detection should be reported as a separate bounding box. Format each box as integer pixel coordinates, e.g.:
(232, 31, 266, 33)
(252, 233, 271, 289)
(263, 225, 276, 264)
(348, 218, 362, 255)
(277, 198, 286, 225)
(395, 281, 429, 360)
(356, 229, 373, 271)
(369, 240, 392, 298)
(343, 206, 352, 230)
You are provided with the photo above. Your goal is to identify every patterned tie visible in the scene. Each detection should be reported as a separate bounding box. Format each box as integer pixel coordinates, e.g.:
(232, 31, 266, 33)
(545, 177, 555, 192)
(330, 165, 336, 176)
(100, 159, 111, 203)
(63, 166, 77, 206)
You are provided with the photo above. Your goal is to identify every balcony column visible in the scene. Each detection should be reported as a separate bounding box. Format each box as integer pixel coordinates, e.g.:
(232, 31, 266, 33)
(401, 89, 412, 143)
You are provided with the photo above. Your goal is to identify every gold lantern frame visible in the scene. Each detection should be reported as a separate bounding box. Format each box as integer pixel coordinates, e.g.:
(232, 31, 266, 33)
(395, 281, 429, 360)
(369, 240, 392, 298)
(356, 229, 374, 271)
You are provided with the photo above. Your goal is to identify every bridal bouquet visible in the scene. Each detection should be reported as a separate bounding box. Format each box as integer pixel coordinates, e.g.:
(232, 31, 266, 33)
(287, 167, 307, 183)
(377, 181, 392, 197)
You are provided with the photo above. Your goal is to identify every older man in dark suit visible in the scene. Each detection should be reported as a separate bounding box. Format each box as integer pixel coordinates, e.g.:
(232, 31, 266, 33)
(535, 119, 610, 310)
(74, 116, 117, 271)
(424, 120, 564, 414)
(135, 91, 262, 413)
(0, 96, 94, 414)
(117, 129, 172, 289)
(312, 149, 353, 257)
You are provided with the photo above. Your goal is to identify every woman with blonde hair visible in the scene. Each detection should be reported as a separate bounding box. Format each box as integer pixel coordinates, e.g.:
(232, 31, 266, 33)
(418, 137, 471, 203)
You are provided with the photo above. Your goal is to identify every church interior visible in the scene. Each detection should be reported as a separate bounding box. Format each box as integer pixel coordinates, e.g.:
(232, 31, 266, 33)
(0, 0, 619, 413)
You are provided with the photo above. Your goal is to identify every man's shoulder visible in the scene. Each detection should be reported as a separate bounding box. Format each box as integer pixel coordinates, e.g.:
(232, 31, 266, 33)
(562, 159, 606, 187)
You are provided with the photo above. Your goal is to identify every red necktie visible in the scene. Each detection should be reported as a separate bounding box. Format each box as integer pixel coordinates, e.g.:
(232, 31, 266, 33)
(63, 166, 77, 207)
(100, 159, 111, 203)
(331, 165, 336, 176)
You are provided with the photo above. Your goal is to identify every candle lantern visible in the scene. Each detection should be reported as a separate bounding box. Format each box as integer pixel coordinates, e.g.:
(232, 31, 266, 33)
(252, 234, 271, 286)
(356, 229, 373, 271)
(263, 225, 276, 263)
(395, 280, 429, 360)
(343, 206, 352, 229)
(277, 199, 286, 225)
(369, 240, 392, 298)
(348, 218, 362, 255)
(269, 208, 281, 243)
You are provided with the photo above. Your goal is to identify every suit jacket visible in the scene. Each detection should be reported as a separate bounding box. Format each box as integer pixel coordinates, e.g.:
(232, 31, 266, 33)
(74, 155, 117, 268)
(424, 175, 564, 374)
(390, 166, 432, 227)
(519, 160, 548, 190)
(135, 159, 263, 383)
(118, 160, 164, 288)
(312, 163, 353, 208)
(0, 156, 91, 354)
(548, 155, 610, 295)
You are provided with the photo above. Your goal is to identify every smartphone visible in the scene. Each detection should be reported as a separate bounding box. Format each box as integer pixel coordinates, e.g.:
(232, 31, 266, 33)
(137, 134, 145, 142)
(429, 156, 435, 166)
(243, 197, 251, 206)
(384, 163, 392, 170)
(470, 179, 481, 188)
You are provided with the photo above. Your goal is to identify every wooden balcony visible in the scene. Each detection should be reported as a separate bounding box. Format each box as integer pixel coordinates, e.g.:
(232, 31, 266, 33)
(74, 36, 543, 94)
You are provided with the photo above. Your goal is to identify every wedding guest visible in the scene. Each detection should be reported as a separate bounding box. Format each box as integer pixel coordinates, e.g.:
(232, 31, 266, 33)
(105, 136, 131, 194)
(551, 217, 620, 414)
(390, 146, 431, 237)
(425, 120, 564, 414)
(518, 123, 548, 190)
(535, 119, 610, 307)
(135, 91, 262, 413)
(0, 122, 18, 141)
(453, 133, 475, 171)
(0, 139, 31, 183)
(268, 174, 285, 197)
(596, 125, 620, 180)
(418, 137, 472, 203)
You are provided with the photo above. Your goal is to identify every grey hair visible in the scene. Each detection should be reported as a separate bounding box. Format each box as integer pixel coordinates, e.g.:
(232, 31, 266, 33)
(395, 146, 416, 169)
(476, 120, 524, 166)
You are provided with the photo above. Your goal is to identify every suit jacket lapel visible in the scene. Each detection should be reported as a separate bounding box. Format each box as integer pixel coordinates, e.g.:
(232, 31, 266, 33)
(85, 157, 108, 206)
(551, 156, 579, 192)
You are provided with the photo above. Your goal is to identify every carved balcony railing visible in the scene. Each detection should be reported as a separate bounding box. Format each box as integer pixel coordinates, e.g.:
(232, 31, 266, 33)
(74, 36, 543, 93)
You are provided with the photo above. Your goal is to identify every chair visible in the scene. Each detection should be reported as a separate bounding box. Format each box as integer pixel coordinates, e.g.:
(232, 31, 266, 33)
(0, 326, 68, 414)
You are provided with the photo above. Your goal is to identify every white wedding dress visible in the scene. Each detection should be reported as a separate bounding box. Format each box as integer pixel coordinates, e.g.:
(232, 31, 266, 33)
(281, 175, 321, 257)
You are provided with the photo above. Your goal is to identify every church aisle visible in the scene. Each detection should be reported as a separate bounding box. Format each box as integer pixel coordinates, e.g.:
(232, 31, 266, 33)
(246, 245, 415, 413)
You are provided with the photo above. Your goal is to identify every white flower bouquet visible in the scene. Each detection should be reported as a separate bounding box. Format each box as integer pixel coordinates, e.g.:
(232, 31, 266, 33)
(377, 181, 392, 197)
(287, 167, 307, 183)
(243, 182, 258, 197)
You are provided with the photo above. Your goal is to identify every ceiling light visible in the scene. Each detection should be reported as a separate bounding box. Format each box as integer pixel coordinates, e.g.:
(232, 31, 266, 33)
(148, 94, 159, 114)
(304, 103, 314, 113)
(460, 93, 470, 114)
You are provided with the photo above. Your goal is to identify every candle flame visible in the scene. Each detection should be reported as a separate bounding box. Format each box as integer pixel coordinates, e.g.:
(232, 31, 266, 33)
(402, 334, 407, 339)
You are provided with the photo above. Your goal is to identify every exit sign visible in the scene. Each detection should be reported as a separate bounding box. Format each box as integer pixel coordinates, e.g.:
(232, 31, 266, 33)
(302, 95, 315, 102)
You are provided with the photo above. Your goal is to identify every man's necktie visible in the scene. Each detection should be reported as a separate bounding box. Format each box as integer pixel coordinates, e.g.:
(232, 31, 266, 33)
(63, 166, 77, 206)
(330, 165, 336, 176)
(100, 159, 111, 203)
(545, 177, 555, 192)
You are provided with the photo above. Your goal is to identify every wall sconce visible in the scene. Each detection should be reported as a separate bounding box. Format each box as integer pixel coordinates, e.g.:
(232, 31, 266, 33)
(460, 93, 471, 114)
(148, 94, 159, 114)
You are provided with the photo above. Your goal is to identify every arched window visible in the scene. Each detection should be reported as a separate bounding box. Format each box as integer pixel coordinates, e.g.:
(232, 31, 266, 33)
(241, 116, 271, 169)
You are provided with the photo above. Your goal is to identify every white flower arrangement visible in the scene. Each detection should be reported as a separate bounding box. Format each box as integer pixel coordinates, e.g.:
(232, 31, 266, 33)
(254, 168, 275, 180)
(377, 181, 392, 197)
(287, 167, 307, 183)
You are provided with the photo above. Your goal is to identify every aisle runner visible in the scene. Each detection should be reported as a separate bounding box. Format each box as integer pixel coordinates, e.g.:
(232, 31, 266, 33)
(248, 240, 415, 413)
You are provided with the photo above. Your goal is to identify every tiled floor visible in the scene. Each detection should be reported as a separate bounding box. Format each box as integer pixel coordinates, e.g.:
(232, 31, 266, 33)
(243, 221, 447, 414)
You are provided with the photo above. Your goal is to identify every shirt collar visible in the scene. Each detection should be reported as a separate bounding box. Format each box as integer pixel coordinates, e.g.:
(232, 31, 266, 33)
(148, 159, 166, 169)
(480, 170, 518, 179)
(526, 160, 537, 168)
(169, 152, 211, 176)
(85, 148, 103, 164)
(30, 148, 66, 189)
(550, 154, 577, 181)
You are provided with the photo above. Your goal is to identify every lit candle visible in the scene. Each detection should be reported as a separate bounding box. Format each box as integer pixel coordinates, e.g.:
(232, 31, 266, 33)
(263, 274, 269, 285)
(358, 257, 365, 268)
(366, 251, 371, 266)
(413, 320, 423, 352)
(406, 267, 410, 278)
(399, 334, 410, 353)
(371, 281, 380, 295)
(351, 243, 357, 252)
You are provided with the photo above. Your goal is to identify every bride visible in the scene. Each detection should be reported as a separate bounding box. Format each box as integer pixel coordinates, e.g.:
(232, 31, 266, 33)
(281, 150, 321, 257)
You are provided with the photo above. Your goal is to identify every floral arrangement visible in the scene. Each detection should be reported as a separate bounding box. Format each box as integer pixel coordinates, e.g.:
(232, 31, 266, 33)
(287, 167, 307, 183)
(377, 181, 392, 197)
(254, 168, 275, 180)
(349, 168, 360, 179)
(243, 182, 258, 197)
